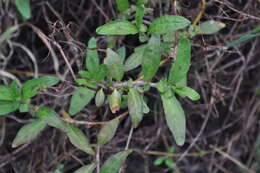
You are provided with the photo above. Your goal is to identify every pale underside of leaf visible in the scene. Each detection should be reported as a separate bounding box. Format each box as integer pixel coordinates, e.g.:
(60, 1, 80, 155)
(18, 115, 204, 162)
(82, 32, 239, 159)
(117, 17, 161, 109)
(100, 150, 132, 173)
(104, 48, 124, 81)
(66, 124, 95, 155)
(74, 163, 96, 173)
(69, 87, 96, 115)
(161, 90, 186, 146)
(12, 119, 47, 147)
(97, 118, 119, 146)
(128, 88, 143, 128)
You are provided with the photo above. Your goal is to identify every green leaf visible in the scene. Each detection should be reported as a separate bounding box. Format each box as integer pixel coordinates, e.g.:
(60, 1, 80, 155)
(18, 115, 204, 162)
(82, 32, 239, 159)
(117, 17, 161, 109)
(0, 25, 19, 44)
(22, 76, 59, 99)
(0, 85, 19, 101)
(100, 150, 132, 173)
(148, 15, 191, 35)
(54, 164, 64, 173)
(226, 25, 260, 48)
(37, 107, 68, 132)
(104, 48, 124, 81)
(0, 101, 19, 116)
(142, 96, 150, 114)
(160, 89, 186, 146)
(66, 124, 95, 155)
(94, 64, 108, 82)
(137, 0, 147, 6)
(117, 46, 126, 62)
(168, 36, 191, 84)
(79, 70, 93, 79)
(69, 87, 96, 115)
(135, 5, 145, 29)
(156, 78, 169, 94)
(116, 0, 130, 12)
(128, 88, 143, 128)
(75, 78, 97, 89)
(96, 20, 138, 35)
(12, 119, 47, 147)
(97, 118, 119, 146)
(165, 158, 175, 168)
(139, 32, 148, 42)
(74, 163, 96, 173)
(124, 45, 146, 71)
(86, 37, 99, 73)
(154, 157, 165, 166)
(173, 86, 200, 101)
(141, 34, 161, 81)
(197, 20, 225, 35)
(108, 89, 121, 113)
(19, 103, 29, 113)
(95, 89, 105, 107)
(15, 0, 31, 20)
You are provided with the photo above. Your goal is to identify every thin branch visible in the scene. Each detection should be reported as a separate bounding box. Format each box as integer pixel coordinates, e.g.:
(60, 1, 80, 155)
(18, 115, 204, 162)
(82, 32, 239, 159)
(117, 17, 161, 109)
(192, 0, 206, 26)
(60, 110, 129, 126)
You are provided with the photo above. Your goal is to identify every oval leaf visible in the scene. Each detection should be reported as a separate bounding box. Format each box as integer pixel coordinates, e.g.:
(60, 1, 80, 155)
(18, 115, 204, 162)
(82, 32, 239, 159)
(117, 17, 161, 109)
(100, 150, 132, 173)
(124, 45, 146, 71)
(97, 118, 119, 146)
(95, 89, 105, 107)
(12, 119, 47, 147)
(96, 20, 138, 35)
(15, 0, 31, 20)
(128, 88, 143, 128)
(69, 87, 96, 115)
(0, 25, 19, 44)
(66, 124, 95, 155)
(104, 48, 124, 81)
(86, 37, 99, 73)
(141, 34, 161, 81)
(22, 76, 59, 99)
(173, 86, 200, 101)
(0, 86, 19, 101)
(74, 163, 96, 173)
(37, 106, 68, 132)
(135, 5, 145, 28)
(116, 0, 130, 12)
(108, 89, 121, 113)
(160, 89, 186, 146)
(148, 15, 190, 34)
(0, 101, 19, 116)
(168, 36, 191, 85)
(198, 20, 225, 35)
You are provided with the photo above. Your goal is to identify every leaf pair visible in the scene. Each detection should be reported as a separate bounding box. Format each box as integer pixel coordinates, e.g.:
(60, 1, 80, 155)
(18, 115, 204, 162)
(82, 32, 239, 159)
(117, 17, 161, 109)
(0, 82, 20, 115)
(96, 15, 190, 36)
(83, 38, 107, 83)
(12, 107, 94, 155)
(15, 0, 31, 20)
(39, 107, 94, 155)
(74, 150, 132, 173)
(0, 76, 58, 116)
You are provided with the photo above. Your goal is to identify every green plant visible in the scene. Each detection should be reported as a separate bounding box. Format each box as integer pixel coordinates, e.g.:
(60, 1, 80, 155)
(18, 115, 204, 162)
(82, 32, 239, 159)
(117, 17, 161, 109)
(154, 146, 176, 170)
(0, 0, 226, 172)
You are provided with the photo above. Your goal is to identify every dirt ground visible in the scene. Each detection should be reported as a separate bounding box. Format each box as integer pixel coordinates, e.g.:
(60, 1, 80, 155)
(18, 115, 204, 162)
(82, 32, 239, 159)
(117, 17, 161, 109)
(0, 0, 260, 173)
